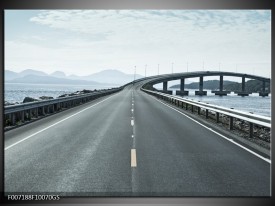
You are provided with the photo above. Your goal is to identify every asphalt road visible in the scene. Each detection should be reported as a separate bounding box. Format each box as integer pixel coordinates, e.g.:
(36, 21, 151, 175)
(4, 84, 270, 196)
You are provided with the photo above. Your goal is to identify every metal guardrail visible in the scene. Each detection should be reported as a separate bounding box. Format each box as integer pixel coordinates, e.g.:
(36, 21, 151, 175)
(170, 95, 270, 124)
(4, 87, 123, 128)
(4, 88, 120, 114)
(141, 88, 271, 138)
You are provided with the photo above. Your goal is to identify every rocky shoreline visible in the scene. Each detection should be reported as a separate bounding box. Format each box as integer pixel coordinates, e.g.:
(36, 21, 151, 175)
(4, 89, 108, 106)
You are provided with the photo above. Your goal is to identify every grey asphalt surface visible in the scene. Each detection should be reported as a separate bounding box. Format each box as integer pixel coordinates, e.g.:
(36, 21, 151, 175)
(4, 84, 270, 196)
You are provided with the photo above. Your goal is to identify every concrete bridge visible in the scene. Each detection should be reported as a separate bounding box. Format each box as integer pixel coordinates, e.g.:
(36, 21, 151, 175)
(142, 71, 270, 97)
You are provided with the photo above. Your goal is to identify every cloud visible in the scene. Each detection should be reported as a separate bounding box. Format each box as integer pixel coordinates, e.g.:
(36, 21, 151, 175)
(5, 10, 271, 77)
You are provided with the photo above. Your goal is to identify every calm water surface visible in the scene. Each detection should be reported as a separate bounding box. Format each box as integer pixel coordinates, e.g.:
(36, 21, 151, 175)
(5, 84, 271, 117)
(4, 83, 116, 103)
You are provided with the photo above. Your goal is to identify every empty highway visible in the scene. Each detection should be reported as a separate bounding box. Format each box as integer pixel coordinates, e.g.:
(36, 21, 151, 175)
(4, 83, 271, 196)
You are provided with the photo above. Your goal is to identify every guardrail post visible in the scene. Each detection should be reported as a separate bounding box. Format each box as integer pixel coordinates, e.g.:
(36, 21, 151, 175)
(185, 103, 188, 110)
(216, 112, 219, 123)
(27, 110, 31, 120)
(191, 105, 194, 112)
(21, 111, 25, 122)
(229, 116, 233, 130)
(249, 123, 253, 138)
(29, 109, 32, 119)
(11, 113, 16, 125)
(206, 109, 208, 119)
(197, 107, 201, 115)
(35, 108, 38, 118)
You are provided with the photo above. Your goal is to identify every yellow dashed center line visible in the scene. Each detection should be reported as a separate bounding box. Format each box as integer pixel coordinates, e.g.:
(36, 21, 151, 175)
(131, 149, 137, 167)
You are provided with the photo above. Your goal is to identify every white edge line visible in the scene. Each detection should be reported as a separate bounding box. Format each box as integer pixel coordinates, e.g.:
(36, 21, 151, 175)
(5, 92, 120, 151)
(148, 94, 271, 164)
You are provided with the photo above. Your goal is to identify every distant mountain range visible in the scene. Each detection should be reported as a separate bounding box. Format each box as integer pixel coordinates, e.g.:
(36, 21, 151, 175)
(5, 69, 143, 85)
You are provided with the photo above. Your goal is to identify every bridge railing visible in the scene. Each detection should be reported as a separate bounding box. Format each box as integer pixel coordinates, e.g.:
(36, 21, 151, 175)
(141, 88, 271, 138)
(4, 87, 123, 129)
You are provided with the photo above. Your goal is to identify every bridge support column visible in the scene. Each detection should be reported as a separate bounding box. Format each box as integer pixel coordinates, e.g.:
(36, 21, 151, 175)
(235, 76, 251, 96)
(163, 81, 167, 91)
(220, 75, 223, 91)
(176, 78, 189, 96)
(195, 76, 207, 95)
(160, 81, 172, 94)
(206, 109, 208, 119)
(259, 81, 269, 97)
(211, 75, 230, 96)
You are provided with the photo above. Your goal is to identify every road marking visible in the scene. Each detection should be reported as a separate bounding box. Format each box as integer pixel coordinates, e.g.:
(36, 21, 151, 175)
(131, 109, 134, 113)
(132, 135, 134, 138)
(149, 95, 271, 164)
(5, 93, 120, 151)
(131, 119, 134, 126)
(131, 149, 137, 167)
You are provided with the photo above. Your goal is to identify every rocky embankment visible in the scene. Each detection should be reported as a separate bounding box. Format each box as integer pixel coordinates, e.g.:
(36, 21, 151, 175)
(4, 89, 106, 106)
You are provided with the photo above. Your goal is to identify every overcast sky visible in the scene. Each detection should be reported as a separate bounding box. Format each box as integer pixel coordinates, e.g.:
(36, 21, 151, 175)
(5, 10, 271, 78)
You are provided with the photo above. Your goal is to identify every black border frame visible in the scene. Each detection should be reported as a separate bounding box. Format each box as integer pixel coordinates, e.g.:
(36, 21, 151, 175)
(0, 0, 273, 205)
